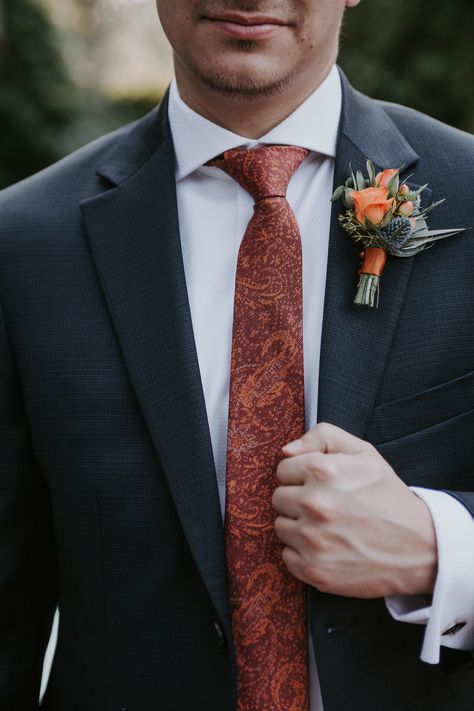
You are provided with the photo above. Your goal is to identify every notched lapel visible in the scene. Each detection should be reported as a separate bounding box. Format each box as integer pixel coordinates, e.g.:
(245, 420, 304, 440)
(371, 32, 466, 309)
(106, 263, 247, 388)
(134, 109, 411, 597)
(318, 75, 427, 438)
(80, 98, 230, 632)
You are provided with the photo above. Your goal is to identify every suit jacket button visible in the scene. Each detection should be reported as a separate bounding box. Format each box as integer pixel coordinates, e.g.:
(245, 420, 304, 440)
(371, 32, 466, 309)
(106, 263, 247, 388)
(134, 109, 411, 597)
(213, 621, 226, 648)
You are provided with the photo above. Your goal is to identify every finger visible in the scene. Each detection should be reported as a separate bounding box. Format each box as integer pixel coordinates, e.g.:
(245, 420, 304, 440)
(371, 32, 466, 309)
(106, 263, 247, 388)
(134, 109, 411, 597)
(282, 422, 371, 457)
(276, 451, 332, 485)
(281, 546, 310, 584)
(273, 515, 300, 548)
(276, 456, 308, 485)
(272, 486, 304, 519)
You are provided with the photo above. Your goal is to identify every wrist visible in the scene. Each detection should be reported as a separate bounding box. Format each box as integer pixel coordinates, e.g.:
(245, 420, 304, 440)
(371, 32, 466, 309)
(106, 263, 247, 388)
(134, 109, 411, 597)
(402, 495, 438, 595)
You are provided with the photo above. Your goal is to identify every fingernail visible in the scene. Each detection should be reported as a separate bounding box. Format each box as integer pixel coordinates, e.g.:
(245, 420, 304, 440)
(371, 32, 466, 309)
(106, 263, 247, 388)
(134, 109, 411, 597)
(283, 439, 302, 454)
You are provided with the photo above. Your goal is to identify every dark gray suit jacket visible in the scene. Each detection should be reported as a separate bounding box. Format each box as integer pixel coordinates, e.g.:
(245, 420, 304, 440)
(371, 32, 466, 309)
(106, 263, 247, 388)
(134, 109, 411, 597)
(0, 72, 473, 710)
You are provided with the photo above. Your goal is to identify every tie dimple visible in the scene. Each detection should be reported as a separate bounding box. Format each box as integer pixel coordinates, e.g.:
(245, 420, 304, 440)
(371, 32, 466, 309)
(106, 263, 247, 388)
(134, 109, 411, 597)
(207, 144, 308, 202)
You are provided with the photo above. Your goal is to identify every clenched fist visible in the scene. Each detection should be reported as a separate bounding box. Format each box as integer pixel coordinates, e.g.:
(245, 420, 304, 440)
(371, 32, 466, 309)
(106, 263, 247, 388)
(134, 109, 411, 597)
(272, 422, 437, 598)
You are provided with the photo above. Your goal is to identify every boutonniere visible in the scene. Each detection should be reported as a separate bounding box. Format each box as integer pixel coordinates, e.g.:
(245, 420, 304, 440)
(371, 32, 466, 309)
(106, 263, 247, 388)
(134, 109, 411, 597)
(331, 161, 466, 308)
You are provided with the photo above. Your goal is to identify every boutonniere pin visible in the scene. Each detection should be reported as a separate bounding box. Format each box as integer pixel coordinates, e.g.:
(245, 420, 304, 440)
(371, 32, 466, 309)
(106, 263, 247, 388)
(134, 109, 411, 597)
(331, 161, 466, 308)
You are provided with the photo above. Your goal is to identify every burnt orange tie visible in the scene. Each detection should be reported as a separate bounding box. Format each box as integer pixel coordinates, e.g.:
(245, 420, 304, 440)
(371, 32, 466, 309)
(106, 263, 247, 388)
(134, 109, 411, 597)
(208, 145, 310, 711)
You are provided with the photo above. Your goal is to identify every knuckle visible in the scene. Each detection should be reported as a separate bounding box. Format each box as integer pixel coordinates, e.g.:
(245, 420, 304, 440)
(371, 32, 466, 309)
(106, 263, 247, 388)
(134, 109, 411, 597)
(301, 559, 321, 587)
(301, 492, 337, 522)
(317, 422, 333, 437)
(299, 524, 317, 548)
(315, 496, 338, 523)
(301, 493, 320, 516)
(305, 453, 326, 477)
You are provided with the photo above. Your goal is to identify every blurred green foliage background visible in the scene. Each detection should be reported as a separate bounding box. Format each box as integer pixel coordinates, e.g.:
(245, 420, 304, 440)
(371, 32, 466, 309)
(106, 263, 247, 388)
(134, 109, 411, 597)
(340, 1, 474, 134)
(0, 0, 473, 189)
(0, 0, 74, 187)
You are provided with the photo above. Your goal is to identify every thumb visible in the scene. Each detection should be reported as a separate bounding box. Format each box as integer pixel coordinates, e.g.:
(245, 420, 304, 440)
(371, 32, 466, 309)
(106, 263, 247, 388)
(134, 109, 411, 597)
(282, 422, 371, 457)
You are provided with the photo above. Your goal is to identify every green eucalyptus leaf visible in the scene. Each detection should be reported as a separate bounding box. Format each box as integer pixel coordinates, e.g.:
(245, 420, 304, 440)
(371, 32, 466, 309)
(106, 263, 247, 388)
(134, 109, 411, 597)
(350, 164, 357, 191)
(356, 170, 366, 190)
(331, 184, 346, 202)
(366, 160, 376, 186)
(343, 189, 355, 208)
(379, 207, 396, 229)
(387, 172, 400, 198)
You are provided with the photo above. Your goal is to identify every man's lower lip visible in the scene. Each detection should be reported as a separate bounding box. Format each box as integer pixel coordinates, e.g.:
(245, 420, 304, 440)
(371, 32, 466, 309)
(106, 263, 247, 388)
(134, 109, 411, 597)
(208, 20, 286, 39)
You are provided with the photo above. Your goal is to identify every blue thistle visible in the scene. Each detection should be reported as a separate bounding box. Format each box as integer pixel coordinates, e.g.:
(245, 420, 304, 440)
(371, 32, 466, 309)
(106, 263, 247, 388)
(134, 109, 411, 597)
(380, 217, 413, 250)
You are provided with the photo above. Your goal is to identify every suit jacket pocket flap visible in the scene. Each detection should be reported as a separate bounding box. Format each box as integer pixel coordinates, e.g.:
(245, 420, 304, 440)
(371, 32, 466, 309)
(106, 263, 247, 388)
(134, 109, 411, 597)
(366, 369, 474, 444)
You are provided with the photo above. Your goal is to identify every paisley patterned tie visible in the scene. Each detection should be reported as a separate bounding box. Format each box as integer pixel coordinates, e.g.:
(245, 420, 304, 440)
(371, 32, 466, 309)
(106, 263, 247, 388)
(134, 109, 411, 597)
(208, 145, 310, 711)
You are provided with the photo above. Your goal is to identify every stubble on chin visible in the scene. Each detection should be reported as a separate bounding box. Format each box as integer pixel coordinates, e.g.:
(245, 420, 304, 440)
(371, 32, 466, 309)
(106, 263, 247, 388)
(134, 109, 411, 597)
(189, 40, 294, 99)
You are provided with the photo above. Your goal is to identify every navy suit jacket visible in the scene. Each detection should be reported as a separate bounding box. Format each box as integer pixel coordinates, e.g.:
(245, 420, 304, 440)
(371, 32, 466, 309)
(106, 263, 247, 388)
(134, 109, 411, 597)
(0, 73, 473, 710)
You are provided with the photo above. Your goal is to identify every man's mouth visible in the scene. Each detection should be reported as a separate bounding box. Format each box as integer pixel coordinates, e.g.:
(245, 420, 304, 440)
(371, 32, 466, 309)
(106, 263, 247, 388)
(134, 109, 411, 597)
(204, 12, 289, 39)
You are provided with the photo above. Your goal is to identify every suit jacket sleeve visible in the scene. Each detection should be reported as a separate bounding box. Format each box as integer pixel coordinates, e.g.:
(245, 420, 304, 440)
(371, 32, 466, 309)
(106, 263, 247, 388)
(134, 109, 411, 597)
(444, 491, 474, 517)
(0, 305, 57, 709)
(386, 488, 474, 663)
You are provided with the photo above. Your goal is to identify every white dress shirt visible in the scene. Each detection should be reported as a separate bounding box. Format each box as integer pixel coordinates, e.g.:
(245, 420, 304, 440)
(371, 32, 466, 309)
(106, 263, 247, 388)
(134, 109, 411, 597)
(167, 65, 474, 706)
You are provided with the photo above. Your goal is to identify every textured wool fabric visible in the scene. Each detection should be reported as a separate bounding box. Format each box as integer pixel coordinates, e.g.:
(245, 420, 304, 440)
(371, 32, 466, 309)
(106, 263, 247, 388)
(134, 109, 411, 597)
(0, 71, 472, 711)
(209, 146, 309, 710)
(170, 76, 474, 683)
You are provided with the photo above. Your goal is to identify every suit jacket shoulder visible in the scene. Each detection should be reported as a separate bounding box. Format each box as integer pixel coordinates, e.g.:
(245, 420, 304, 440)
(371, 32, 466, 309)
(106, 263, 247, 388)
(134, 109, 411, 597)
(378, 98, 474, 180)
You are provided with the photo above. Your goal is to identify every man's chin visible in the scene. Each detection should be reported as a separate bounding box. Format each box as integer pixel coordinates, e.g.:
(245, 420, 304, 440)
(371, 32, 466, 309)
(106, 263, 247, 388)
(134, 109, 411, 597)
(193, 64, 292, 100)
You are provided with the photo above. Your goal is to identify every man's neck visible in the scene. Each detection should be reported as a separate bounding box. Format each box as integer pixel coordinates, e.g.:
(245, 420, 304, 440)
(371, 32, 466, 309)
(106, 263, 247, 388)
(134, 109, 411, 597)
(174, 60, 335, 139)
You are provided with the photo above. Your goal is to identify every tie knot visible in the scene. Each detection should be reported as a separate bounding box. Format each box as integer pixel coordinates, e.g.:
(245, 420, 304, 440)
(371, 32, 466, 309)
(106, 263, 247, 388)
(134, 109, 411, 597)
(207, 145, 309, 202)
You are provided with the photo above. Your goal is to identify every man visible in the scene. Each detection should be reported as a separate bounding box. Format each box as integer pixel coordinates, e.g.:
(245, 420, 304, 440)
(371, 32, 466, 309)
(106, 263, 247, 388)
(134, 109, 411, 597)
(0, 0, 473, 709)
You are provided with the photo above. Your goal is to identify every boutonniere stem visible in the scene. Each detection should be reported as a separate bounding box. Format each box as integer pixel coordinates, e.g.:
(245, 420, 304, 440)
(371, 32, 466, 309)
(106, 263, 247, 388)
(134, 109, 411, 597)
(331, 161, 466, 307)
(356, 247, 387, 308)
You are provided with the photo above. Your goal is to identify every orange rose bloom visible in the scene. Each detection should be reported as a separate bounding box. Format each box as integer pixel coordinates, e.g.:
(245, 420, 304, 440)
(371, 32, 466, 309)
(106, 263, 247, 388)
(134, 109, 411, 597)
(376, 169, 398, 188)
(351, 187, 396, 226)
(364, 203, 393, 225)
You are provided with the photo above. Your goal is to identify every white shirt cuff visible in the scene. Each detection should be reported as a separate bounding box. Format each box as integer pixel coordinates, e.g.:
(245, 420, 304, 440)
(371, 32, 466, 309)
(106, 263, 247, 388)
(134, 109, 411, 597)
(385, 487, 474, 664)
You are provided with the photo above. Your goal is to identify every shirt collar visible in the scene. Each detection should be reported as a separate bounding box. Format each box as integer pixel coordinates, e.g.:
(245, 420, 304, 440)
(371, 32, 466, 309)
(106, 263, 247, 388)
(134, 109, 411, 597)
(168, 65, 342, 181)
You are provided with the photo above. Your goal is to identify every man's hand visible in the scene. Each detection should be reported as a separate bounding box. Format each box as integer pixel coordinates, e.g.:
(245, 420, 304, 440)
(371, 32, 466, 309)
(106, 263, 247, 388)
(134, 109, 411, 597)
(272, 423, 438, 598)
